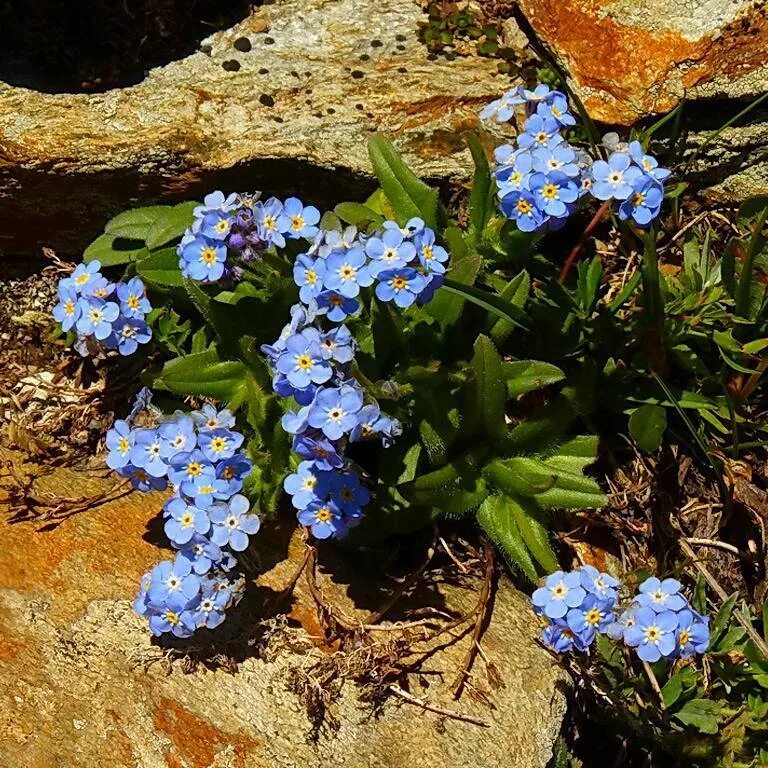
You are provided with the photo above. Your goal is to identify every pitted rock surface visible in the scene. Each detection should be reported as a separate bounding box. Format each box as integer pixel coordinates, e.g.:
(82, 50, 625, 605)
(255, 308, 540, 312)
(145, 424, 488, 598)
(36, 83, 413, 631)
(0, 0, 503, 255)
(0, 447, 567, 768)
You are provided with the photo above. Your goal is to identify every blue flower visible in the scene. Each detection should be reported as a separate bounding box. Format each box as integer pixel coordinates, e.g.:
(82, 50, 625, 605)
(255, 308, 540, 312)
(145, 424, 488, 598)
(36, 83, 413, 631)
(130, 428, 168, 477)
(628, 141, 671, 182)
(186, 582, 228, 629)
(284, 461, 331, 509)
(316, 290, 360, 321)
(209, 494, 261, 551)
(157, 416, 197, 459)
(499, 189, 547, 232)
(414, 229, 449, 274)
(298, 498, 347, 539)
(255, 197, 287, 247)
(278, 197, 321, 240)
(200, 209, 234, 240)
(276, 331, 333, 389)
(194, 190, 238, 218)
(375, 267, 425, 308)
(148, 604, 198, 638)
(636, 577, 687, 613)
(216, 454, 253, 495)
(84, 275, 116, 300)
(531, 142, 580, 178)
(417, 273, 444, 306)
(517, 114, 562, 150)
(624, 607, 679, 662)
(319, 325, 355, 363)
(383, 217, 426, 239)
(168, 449, 215, 486)
(330, 471, 370, 514)
(68, 260, 103, 294)
(147, 555, 201, 612)
(522, 83, 553, 103)
(365, 229, 416, 277)
(308, 385, 364, 440)
(323, 225, 361, 253)
(606, 605, 639, 642)
(281, 404, 312, 435)
(108, 316, 152, 356)
(579, 565, 619, 603)
(197, 427, 245, 463)
(535, 93, 575, 128)
(177, 535, 225, 574)
(324, 247, 373, 298)
(565, 594, 614, 645)
(479, 87, 525, 122)
(188, 475, 232, 509)
(75, 297, 120, 340)
(163, 497, 211, 545)
(618, 175, 664, 227)
(105, 419, 134, 470)
(117, 278, 152, 318)
(116, 463, 168, 492)
(180, 235, 227, 282)
(541, 619, 583, 653)
(530, 171, 579, 219)
(590, 152, 643, 201)
(531, 571, 587, 620)
(674, 609, 710, 658)
(292, 434, 345, 470)
(191, 404, 236, 431)
(52, 284, 81, 331)
(294, 254, 327, 304)
(349, 404, 401, 446)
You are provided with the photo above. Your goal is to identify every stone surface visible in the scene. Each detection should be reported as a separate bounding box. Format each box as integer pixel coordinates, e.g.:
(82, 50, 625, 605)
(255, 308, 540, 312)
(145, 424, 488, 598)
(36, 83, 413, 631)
(517, 0, 768, 124)
(0, 0, 504, 256)
(0, 446, 568, 768)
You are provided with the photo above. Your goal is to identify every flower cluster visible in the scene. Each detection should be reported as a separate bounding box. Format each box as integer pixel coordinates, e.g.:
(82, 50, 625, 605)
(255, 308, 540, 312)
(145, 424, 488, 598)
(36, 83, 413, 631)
(178, 191, 321, 282)
(52, 261, 152, 356)
(532, 568, 710, 662)
(481, 84, 670, 231)
(108, 403, 260, 638)
(261, 218, 450, 538)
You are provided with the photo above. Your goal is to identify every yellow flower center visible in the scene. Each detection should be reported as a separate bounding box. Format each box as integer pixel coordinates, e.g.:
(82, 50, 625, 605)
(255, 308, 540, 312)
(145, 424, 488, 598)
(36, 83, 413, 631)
(75, 273, 90, 286)
(679, 629, 691, 645)
(315, 506, 332, 522)
(542, 184, 558, 200)
(215, 219, 229, 233)
(118, 437, 130, 453)
(632, 192, 645, 207)
(64, 300, 75, 315)
(200, 247, 218, 265)
(222, 467, 235, 480)
(585, 608, 601, 626)
(180, 512, 195, 527)
(263, 215, 277, 231)
(551, 583, 567, 598)
(340, 265, 355, 279)
(609, 171, 623, 184)
(127, 295, 140, 309)
(302, 476, 317, 491)
(305, 269, 317, 285)
(165, 611, 180, 625)
(329, 408, 343, 421)
(535, 132, 548, 144)
(89, 309, 103, 323)
(297, 354, 313, 370)
(422, 245, 433, 261)
(516, 199, 532, 215)
(392, 276, 408, 290)
(187, 462, 202, 477)
(645, 626, 661, 643)
(510, 171, 523, 185)
(551, 105, 561, 117)
(291, 215, 304, 231)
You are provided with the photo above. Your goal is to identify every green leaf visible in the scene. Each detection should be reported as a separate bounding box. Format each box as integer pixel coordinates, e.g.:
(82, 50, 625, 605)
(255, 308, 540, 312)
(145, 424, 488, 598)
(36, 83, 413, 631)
(334, 202, 384, 228)
(503, 360, 565, 398)
(673, 699, 722, 734)
(367, 135, 440, 228)
(468, 334, 505, 439)
(466, 133, 492, 241)
(508, 495, 558, 572)
(83, 234, 148, 267)
(145, 201, 198, 251)
(136, 248, 184, 287)
(477, 495, 539, 581)
(709, 592, 738, 647)
(629, 404, 667, 452)
(153, 347, 247, 402)
(490, 269, 530, 344)
(662, 673, 684, 708)
(441, 278, 528, 329)
(104, 205, 169, 240)
(399, 455, 486, 516)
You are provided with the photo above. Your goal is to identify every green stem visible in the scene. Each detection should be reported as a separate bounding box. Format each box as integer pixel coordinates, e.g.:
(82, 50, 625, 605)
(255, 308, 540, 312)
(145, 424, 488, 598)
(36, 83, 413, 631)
(641, 229, 667, 374)
(735, 206, 768, 318)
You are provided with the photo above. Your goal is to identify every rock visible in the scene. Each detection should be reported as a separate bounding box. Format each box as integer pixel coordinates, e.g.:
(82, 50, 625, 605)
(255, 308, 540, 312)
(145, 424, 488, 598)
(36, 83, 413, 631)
(0, 447, 568, 768)
(516, 0, 767, 124)
(513, 0, 768, 200)
(0, 0, 504, 257)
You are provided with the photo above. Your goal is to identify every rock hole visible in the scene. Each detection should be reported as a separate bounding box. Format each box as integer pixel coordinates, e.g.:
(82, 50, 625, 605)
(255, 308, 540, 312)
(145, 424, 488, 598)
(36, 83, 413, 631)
(233, 37, 252, 53)
(259, 93, 275, 107)
(222, 59, 241, 72)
